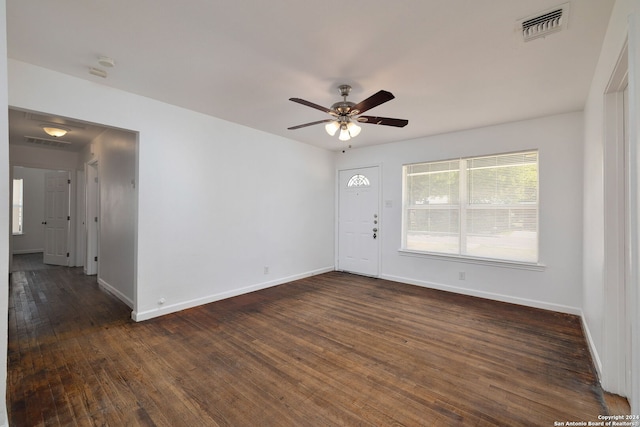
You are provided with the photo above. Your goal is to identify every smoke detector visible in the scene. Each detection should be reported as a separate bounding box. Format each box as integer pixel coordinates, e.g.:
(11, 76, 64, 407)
(517, 3, 570, 42)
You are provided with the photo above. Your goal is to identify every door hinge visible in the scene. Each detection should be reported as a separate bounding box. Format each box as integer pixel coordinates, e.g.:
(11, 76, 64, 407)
(68, 179, 71, 184)
(94, 256, 98, 262)
(67, 215, 71, 221)
(94, 217, 98, 222)
(66, 252, 70, 257)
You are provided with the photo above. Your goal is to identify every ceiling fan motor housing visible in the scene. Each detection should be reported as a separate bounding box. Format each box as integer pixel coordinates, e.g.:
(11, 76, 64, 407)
(331, 101, 357, 116)
(332, 85, 358, 116)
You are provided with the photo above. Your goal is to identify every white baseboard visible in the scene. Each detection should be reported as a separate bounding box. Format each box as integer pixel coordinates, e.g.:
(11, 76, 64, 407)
(12, 249, 43, 255)
(580, 312, 603, 380)
(98, 278, 134, 309)
(131, 266, 335, 322)
(380, 273, 582, 315)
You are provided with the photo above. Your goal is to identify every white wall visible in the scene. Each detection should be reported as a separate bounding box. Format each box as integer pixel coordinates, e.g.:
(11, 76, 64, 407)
(10, 143, 79, 170)
(0, 1, 10, 425)
(336, 112, 584, 314)
(8, 59, 336, 322)
(583, 0, 640, 413)
(80, 128, 137, 307)
(12, 167, 49, 254)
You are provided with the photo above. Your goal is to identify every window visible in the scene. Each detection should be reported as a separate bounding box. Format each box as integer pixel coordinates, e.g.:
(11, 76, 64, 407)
(347, 174, 370, 187)
(12, 179, 24, 235)
(402, 151, 538, 263)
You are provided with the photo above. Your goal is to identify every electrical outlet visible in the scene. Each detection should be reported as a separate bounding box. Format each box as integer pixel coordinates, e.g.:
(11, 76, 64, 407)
(458, 272, 466, 280)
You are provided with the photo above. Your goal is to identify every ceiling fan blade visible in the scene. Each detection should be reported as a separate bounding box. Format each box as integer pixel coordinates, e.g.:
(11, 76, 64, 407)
(357, 116, 408, 127)
(288, 119, 334, 130)
(289, 98, 333, 114)
(352, 90, 395, 114)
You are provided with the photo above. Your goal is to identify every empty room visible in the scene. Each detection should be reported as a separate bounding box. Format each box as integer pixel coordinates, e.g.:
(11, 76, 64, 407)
(0, 0, 639, 426)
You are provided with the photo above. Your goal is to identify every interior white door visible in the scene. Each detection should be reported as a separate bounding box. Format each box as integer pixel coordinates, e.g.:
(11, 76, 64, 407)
(85, 162, 99, 275)
(43, 171, 70, 266)
(338, 166, 380, 276)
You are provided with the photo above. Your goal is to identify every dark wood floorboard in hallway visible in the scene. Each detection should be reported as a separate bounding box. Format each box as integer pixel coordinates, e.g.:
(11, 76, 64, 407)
(8, 254, 610, 426)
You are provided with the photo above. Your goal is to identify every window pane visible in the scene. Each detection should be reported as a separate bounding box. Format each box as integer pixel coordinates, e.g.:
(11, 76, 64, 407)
(405, 160, 460, 254)
(465, 207, 537, 261)
(406, 160, 459, 205)
(347, 174, 370, 187)
(12, 179, 23, 234)
(468, 152, 538, 205)
(465, 152, 538, 262)
(406, 208, 460, 254)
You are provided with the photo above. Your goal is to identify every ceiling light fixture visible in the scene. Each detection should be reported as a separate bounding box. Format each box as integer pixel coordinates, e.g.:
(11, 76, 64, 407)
(42, 126, 69, 138)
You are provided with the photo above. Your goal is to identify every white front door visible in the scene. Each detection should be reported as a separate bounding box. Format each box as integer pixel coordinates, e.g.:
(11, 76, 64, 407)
(43, 171, 70, 266)
(338, 166, 380, 276)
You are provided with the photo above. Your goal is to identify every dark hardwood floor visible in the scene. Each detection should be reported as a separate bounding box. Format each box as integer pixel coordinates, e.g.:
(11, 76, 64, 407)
(9, 254, 614, 426)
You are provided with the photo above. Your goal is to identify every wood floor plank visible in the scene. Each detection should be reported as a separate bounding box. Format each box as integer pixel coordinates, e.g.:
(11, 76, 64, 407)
(8, 253, 613, 426)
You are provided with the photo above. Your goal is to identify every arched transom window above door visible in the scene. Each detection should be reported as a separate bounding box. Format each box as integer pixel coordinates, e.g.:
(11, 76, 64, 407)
(347, 174, 370, 188)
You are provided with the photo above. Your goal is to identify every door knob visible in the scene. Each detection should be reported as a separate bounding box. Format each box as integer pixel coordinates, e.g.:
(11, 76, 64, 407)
(373, 228, 378, 232)
(41, 221, 47, 225)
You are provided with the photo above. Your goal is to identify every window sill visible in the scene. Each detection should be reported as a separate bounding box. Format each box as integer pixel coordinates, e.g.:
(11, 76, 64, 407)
(398, 249, 546, 271)
(12, 233, 24, 236)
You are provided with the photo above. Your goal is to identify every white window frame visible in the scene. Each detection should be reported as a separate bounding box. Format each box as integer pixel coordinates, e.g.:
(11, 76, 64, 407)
(401, 150, 542, 268)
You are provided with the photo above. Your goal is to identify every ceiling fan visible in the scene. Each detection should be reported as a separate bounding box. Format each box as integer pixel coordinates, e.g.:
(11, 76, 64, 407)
(288, 84, 408, 141)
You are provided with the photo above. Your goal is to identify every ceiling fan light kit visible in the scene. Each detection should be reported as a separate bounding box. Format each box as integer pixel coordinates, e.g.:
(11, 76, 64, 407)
(288, 84, 408, 142)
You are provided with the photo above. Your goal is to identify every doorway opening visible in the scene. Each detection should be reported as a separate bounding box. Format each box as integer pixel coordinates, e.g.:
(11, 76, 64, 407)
(10, 166, 73, 269)
(8, 107, 139, 312)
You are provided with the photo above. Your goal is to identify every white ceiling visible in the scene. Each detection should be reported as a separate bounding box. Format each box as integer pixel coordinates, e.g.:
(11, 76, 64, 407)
(6, 0, 614, 151)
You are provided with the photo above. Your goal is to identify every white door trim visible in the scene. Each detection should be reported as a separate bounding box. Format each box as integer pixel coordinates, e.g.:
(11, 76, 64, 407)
(85, 160, 99, 276)
(602, 38, 631, 397)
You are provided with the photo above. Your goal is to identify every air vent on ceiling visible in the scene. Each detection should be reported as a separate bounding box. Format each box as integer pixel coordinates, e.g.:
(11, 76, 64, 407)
(518, 3, 570, 42)
(23, 112, 87, 130)
(24, 136, 73, 149)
